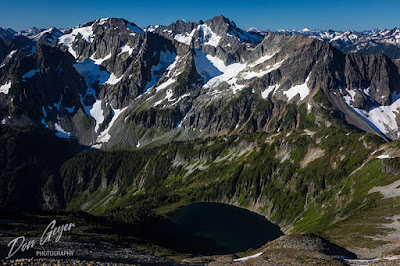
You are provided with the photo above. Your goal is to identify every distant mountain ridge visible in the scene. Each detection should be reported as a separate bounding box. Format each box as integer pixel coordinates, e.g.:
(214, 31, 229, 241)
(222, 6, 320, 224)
(248, 26, 400, 59)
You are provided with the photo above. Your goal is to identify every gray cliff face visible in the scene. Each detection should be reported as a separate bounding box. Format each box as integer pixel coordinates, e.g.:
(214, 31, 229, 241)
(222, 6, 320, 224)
(344, 53, 400, 106)
(2, 16, 400, 148)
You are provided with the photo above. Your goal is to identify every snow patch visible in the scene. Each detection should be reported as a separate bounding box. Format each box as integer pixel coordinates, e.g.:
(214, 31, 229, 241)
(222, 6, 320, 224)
(90, 100, 104, 132)
(284, 75, 310, 101)
(343, 88, 400, 138)
(96, 106, 128, 143)
(6, 50, 18, 59)
(74, 59, 109, 123)
(165, 89, 173, 100)
(144, 50, 176, 91)
(233, 252, 263, 262)
(166, 55, 180, 77)
(58, 25, 94, 58)
(1, 50, 17, 68)
(54, 123, 70, 139)
(74, 59, 110, 87)
(242, 60, 284, 80)
(153, 99, 163, 107)
(105, 73, 123, 85)
(193, 49, 223, 82)
(98, 18, 110, 25)
(0, 81, 11, 94)
(154, 78, 176, 93)
(194, 50, 247, 94)
(145, 25, 159, 33)
(170, 93, 190, 106)
(118, 45, 134, 56)
(198, 24, 222, 47)
(343, 88, 356, 103)
(261, 84, 279, 99)
(154, 88, 179, 107)
(377, 154, 392, 159)
(361, 87, 370, 97)
(194, 49, 282, 95)
(174, 29, 196, 45)
(90, 53, 111, 65)
(249, 53, 276, 66)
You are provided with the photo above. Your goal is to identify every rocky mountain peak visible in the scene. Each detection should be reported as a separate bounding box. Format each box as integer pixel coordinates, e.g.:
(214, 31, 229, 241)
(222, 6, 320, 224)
(0, 27, 16, 40)
(93, 17, 144, 33)
(36, 27, 63, 47)
(204, 15, 264, 45)
(15, 27, 46, 39)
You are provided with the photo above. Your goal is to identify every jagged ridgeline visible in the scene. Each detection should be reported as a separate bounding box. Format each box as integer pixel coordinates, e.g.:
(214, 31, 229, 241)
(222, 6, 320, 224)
(264, 27, 400, 60)
(1, 16, 400, 148)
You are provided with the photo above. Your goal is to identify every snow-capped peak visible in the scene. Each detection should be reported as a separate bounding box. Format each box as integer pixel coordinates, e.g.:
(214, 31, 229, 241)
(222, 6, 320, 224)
(300, 27, 311, 32)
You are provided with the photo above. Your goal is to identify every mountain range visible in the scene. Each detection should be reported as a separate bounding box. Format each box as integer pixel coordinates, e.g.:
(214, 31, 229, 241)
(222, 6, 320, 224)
(1, 15, 400, 149)
(250, 26, 400, 59)
(3, 15, 400, 262)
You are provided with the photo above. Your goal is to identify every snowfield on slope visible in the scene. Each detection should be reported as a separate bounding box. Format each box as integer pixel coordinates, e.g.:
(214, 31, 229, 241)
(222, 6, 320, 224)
(145, 50, 177, 91)
(73, 58, 109, 130)
(58, 25, 94, 58)
(343, 88, 400, 139)
(173, 24, 221, 47)
(193, 49, 306, 97)
(96, 106, 128, 145)
(284, 75, 311, 101)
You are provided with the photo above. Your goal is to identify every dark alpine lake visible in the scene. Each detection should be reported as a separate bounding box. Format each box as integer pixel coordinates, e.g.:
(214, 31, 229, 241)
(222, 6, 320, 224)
(159, 202, 283, 255)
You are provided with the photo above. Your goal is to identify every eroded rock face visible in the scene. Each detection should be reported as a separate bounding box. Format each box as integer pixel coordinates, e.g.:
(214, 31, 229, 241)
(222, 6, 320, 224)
(344, 53, 400, 106)
(2, 16, 400, 148)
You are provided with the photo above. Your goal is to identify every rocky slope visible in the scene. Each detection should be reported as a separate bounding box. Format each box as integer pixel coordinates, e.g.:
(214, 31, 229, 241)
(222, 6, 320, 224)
(2, 16, 400, 149)
(0, 208, 359, 265)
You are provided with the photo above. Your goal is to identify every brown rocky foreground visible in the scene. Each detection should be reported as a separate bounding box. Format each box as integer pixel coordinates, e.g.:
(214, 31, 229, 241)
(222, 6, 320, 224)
(4, 233, 399, 265)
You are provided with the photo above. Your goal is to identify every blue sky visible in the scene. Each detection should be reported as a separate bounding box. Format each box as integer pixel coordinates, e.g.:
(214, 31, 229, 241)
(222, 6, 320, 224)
(2, 0, 400, 31)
